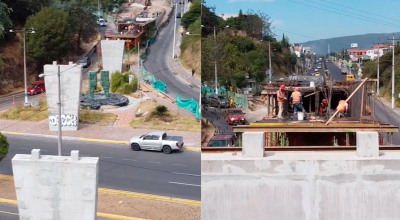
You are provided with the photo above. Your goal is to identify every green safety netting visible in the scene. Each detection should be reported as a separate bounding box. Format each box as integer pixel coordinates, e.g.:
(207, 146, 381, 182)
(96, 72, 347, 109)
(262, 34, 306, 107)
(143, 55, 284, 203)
(234, 93, 249, 109)
(201, 87, 215, 97)
(177, 94, 200, 119)
(228, 91, 235, 98)
(153, 75, 166, 92)
(88, 71, 97, 99)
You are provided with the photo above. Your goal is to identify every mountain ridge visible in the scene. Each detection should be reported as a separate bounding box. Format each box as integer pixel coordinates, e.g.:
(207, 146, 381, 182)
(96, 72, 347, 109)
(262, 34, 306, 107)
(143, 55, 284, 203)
(299, 32, 400, 55)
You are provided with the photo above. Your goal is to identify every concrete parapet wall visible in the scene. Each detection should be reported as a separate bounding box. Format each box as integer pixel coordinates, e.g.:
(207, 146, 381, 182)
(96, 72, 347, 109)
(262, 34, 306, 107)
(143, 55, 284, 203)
(12, 150, 99, 220)
(202, 151, 400, 220)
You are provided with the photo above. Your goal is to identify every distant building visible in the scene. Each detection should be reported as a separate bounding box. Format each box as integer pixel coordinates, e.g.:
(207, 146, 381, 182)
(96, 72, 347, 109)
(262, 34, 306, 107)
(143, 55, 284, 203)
(303, 47, 311, 54)
(293, 44, 302, 57)
(366, 44, 391, 60)
(348, 49, 368, 61)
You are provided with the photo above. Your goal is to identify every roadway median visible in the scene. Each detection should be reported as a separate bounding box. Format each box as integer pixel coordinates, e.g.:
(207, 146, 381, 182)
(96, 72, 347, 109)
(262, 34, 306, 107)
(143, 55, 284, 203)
(0, 174, 200, 220)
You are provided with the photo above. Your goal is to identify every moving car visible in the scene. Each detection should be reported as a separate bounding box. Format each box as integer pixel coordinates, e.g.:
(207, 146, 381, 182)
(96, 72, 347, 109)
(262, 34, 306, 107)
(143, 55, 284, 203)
(97, 18, 106, 26)
(315, 72, 321, 76)
(209, 94, 229, 108)
(226, 108, 246, 125)
(27, 81, 45, 95)
(317, 66, 322, 69)
(79, 57, 91, 68)
(129, 131, 184, 154)
(314, 68, 318, 72)
(176, 13, 181, 18)
(105, 28, 113, 38)
(346, 74, 355, 82)
(208, 134, 237, 147)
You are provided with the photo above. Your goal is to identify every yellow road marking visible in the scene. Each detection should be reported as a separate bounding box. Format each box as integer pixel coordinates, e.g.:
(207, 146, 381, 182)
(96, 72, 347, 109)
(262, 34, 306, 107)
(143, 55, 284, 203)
(0, 131, 24, 135)
(0, 210, 18, 216)
(0, 174, 200, 206)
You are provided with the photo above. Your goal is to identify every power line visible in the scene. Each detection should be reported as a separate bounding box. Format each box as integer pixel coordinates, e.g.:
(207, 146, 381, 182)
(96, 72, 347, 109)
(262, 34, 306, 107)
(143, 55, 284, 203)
(304, 0, 400, 28)
(287, 0, 400, 29)
(320, 0, 400, 23)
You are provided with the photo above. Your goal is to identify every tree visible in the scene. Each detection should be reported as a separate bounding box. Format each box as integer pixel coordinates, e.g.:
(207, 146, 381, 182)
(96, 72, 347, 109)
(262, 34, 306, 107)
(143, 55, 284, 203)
(181, 0, 201, 29)
(0, 133, 9, 162)
(0, 2, 12, 39)
(201, 3, 218, 37)
(25, 7, 71, 66)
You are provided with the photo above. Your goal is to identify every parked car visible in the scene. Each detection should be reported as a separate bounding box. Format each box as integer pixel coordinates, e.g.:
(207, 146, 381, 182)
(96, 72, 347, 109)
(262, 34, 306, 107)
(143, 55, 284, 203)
(97, 18, 106, 26)
(27, 81, 45, 95)
(208, 134, 237, 147)
(209, 94, 229, 108)
(201, 96, 210, 105)
(80, 57, 91, 68)
(315, 72, 321, 76)
(176, 13, 181, 18)
(226, 108, 246, 125)
(129, 131, 184, 154)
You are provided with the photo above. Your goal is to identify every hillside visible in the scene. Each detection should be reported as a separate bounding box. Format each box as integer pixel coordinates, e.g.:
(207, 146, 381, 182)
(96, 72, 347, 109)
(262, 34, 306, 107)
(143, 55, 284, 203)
(300, 32, 400, 55)
(180, 0, 201, 78)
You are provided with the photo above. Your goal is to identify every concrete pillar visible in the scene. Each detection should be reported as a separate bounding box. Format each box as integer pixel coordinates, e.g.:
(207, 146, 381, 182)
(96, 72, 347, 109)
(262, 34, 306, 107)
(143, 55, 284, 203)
(272, 96, 276, 117)
(356, 132, 379, 157)
(242, 132, 265, 158)
(269, 95, 273, 117)
(266, 95, 270, 117)
(12, 150, 99, 220)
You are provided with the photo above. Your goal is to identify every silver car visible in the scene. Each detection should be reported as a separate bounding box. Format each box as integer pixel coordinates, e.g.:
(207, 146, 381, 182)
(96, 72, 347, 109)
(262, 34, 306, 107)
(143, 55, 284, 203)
(129, 131, 184, 154)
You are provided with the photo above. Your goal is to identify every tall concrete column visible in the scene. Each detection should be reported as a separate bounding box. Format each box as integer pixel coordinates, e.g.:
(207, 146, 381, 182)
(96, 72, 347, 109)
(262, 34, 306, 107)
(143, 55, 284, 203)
(265, 95, 270, 117)
(12, 149, 99, 219)
(269, 95, 274, 117)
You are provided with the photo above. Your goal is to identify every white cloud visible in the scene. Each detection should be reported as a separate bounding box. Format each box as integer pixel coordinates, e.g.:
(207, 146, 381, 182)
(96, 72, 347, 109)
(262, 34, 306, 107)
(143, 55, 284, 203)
(228, 0, 275, 2)
(220, 13, 238, 20)
(271, 19, 284, 26)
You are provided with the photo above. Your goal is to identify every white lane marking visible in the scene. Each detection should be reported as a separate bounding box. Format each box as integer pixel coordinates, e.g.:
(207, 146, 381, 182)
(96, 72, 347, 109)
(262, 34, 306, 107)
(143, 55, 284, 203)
(169, 181, 200, 187)
(101, 156, 112, 159)
(147, 161, 161, 164)
(123, 158, 137, 161)
(172, 172, 200, 177)
(173, 164, 187, 167)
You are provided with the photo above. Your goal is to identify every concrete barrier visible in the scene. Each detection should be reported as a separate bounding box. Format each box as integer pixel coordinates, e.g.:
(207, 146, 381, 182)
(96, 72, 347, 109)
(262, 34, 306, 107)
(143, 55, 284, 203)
(201, 131, 400, 220)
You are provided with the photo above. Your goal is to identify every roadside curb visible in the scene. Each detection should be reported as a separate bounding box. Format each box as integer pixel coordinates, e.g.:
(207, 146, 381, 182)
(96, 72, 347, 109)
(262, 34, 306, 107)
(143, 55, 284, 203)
(168, 59, 200, 89)
(0, 132, 201, 152)
(0, 174, 201, 206)
(0, 198, 149, 220)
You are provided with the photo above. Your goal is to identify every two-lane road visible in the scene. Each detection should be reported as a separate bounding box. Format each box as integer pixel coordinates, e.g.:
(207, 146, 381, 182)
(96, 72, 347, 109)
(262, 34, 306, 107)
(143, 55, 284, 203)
(144, 3, 199, 102)
(0, 135, 201, 200)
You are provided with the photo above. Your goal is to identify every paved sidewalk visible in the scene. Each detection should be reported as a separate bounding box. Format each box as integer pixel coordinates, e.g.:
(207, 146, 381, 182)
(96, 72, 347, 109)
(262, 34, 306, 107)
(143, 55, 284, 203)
(0, 119, 200, 148)
(379, 97, 400, 117)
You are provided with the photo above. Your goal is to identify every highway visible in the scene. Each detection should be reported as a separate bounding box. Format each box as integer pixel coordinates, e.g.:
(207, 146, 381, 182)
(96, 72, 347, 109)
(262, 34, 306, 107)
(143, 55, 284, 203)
(0, 135, 201, 200)
(143, 3, 199, 102)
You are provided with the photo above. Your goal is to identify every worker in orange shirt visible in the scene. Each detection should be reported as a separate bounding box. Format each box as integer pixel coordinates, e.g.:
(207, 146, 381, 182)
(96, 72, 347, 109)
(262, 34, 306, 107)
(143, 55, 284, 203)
(277, 85, 287, 119)
(337, 100, 348, 117)
(290, 87, 306, 119)
(262, 96, 266, 105)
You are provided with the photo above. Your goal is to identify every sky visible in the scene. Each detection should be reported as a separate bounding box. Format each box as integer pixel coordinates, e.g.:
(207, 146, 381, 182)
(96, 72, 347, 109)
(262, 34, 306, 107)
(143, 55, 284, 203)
(205, 0, 400, 43)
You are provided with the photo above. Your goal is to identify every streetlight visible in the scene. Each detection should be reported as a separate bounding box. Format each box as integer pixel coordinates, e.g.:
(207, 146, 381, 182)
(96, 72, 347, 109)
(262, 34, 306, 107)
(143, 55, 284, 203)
(201, 25, 229, 94)
(172, 2, 178, 59)
(10, 28, 35, 107)
(38, 64, 77, 156)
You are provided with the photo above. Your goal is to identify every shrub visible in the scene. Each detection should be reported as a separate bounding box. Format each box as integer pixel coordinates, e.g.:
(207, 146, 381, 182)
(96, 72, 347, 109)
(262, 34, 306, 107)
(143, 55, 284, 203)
(111, 71, 123, 92)
(154, 105, 168, 116)
(120, 82, 133, 94)
(0, 133, 9, 161)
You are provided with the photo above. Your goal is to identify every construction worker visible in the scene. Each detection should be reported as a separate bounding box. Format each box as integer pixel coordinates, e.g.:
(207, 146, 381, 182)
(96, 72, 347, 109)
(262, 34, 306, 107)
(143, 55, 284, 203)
(320, 99, 328, 115)
(262, 96, 266, 105)
(290, 87, 306, 119)
(337, 100, 348, 117)
(277, 85, 287, 119)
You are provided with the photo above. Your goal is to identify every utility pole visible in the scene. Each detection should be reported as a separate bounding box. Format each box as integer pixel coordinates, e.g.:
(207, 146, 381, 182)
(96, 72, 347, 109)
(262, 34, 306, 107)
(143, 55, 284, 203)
(268, 41, 272, 83)
(387, 34, 400, 109)
(373, 39, 387, 96)
(328, 44, 330, 55)
(57, 65, 62, 156)
(214, 26, 218, 94)
(9, 28, 35, 107)
(172, 2, 177, 59)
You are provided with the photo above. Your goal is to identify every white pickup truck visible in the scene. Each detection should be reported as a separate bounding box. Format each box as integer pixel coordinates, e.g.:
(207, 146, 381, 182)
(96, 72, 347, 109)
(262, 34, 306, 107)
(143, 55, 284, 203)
(129, 131, 184, 154)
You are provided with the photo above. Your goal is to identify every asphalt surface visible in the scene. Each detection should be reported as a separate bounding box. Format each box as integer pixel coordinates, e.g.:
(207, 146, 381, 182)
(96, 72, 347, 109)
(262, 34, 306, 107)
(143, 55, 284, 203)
(0, 203, 109, 220)
(326, 62, 347, 82)
(143, 3, 199, 102)
(0, 135, 201, 200)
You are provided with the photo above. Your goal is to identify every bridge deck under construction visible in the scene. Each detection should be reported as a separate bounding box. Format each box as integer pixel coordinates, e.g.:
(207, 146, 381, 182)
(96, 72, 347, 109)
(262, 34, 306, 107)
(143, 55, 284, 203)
(232, 121, 399, 133)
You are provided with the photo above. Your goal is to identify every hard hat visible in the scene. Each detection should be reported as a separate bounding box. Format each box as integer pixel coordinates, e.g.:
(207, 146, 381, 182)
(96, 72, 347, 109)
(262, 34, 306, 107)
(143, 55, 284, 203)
(295, 87, 300, 91)
(322, 99, 327, 103)
(280, 85, 286, 90)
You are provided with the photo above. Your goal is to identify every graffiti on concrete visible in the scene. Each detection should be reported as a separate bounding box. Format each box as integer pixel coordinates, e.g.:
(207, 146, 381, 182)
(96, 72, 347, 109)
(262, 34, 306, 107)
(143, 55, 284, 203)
(49, 114, 78, 127)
